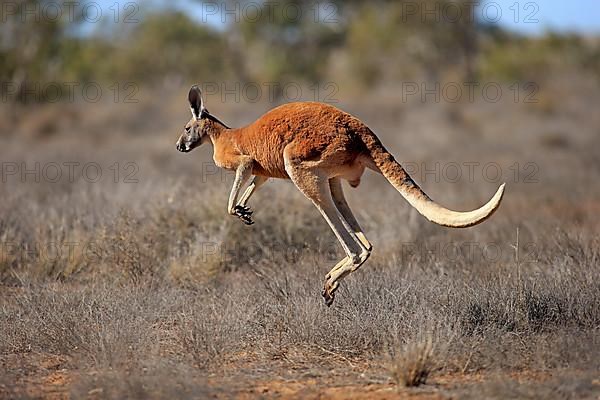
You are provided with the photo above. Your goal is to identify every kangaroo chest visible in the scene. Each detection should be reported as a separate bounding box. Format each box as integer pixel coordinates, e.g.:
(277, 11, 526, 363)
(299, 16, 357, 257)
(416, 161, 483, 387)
(212, 139, 241, 171)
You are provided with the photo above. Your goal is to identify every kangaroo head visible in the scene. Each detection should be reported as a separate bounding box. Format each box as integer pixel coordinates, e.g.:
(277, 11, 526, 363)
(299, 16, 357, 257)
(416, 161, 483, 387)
(176, 85, 211, 153)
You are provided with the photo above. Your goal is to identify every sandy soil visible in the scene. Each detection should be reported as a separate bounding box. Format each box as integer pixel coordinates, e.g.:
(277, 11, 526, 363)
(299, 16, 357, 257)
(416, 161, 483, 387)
(1, 351, 564, 400)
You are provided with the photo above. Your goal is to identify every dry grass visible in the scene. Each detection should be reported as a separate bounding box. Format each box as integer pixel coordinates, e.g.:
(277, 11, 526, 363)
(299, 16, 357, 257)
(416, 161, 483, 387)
(1, 82, 600, 397)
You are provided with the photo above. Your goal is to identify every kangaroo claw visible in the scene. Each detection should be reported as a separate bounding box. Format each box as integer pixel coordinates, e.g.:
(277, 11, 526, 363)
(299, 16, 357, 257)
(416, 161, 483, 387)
(234, 205, 255, 225)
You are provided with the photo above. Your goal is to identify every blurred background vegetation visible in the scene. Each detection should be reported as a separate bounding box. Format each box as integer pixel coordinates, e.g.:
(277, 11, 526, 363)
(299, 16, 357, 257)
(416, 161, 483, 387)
(2, 4, 600, 395)
(2, 0, 600, 105)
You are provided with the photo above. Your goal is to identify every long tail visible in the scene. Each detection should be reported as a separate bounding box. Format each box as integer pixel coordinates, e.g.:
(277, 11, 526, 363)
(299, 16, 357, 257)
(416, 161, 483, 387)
(360, 131, 505, 228)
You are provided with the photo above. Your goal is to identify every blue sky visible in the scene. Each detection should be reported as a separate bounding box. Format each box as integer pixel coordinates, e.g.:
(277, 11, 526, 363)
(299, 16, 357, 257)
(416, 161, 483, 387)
(94, 0, 600, 35)
(486, 0, 600, 35)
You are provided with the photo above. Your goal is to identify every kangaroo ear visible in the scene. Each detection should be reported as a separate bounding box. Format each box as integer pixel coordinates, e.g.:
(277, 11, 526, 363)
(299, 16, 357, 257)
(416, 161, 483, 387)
(188, 85, 204, 119)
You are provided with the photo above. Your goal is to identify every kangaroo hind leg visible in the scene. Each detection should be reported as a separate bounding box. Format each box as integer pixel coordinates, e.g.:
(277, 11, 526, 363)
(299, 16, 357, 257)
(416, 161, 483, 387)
(284, 151, 369, 306)
(329, 177, 372, 252)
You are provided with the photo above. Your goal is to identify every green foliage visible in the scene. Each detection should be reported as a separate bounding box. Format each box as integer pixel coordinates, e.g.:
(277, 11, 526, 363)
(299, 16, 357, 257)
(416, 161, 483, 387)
(339, 0, 479, 86)
(1, 0, 599, 104)
(1, 5, 227, 103)
(0, 0, 78, 101)
(235, 0, 343, 84)
(60, 12, 226, 84)
(112, 12, 226, 82)
(479, 32, 600, 81)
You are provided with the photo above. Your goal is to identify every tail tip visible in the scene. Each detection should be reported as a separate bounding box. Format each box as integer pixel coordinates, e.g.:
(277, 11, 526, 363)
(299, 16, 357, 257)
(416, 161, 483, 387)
(494, 182, 506, 205)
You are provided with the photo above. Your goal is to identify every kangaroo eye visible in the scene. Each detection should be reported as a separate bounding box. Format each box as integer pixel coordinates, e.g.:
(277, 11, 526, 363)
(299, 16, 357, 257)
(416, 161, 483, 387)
(185, 126, 191, 133)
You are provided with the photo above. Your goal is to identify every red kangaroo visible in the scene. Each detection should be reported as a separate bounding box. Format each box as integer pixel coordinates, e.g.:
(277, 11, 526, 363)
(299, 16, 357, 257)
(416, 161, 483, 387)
(176, 85, 505, 306)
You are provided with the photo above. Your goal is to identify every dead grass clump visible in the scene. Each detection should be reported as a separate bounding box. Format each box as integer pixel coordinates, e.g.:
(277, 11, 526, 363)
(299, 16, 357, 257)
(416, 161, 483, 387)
(540, 132, 570, 149)
(389, 335, 436, 387)
(456, 372, 600, 400)
(70, 364, 221, 400)
(177, 292, 255, 369)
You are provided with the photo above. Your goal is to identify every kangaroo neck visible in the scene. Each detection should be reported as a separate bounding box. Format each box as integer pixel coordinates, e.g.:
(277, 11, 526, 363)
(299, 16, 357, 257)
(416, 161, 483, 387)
(204, 111, 231, 142)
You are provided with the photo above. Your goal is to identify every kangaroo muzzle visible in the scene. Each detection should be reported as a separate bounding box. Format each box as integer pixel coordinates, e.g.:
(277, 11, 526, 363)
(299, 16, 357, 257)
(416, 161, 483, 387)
(176, 138, 192, 152)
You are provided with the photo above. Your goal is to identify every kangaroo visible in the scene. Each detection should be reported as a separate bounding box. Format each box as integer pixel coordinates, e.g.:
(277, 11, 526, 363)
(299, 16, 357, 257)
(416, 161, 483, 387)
(176, 85, 505, 306)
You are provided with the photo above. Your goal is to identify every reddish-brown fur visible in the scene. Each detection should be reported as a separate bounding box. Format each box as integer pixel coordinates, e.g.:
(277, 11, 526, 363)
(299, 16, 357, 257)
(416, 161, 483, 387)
(205, 102, 373, 183)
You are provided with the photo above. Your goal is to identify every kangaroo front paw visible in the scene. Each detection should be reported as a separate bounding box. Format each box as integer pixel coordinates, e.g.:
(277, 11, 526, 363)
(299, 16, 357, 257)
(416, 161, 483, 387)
(234, 205, 253, 215)
(233, 205, 254, 225)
